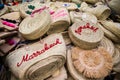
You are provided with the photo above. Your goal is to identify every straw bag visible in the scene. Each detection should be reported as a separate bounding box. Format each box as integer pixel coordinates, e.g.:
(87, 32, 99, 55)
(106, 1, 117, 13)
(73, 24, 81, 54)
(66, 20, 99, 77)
(6, 33, 66, 80)
(83, 0, 100, 4)
(98, 23, 120, 43)
(68, 21, 104, 49)
(19, 10, 51, 40)
(113, 45, 120, 66)
(67, 48, 105, 80)
(71, 47, 113, 79)
(47, 8, 70, 34)
(46, 67, 67, 80)
(55, 2, 77, 11)
(19, 2, 45, 18)
(100, 37, 115, 57)
(0, 12, 21, 31)
(70, 11, 97, 24)
(0, 5, 8, 16)
(105, 0, 120, 15)
(80, 2, 111, 20)
(100, 20, 120, 39)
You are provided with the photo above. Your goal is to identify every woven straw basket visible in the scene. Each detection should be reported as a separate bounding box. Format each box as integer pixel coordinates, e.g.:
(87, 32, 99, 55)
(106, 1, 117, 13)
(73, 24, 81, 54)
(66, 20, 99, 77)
(99, 37, 115, 57)
(47, 8, 70, 34)
(0, 5, 8, 16)
(6, 34, 66, 80)
(68, 21, 104, 49)
(98, 23, 120, 43)
(55, 2, 77, 11)
(46, 67, 67, 80)
(105, 0, 120, 15)
(83, 0, 100, 4)
(19, 2, 45, 18)
(70, 11, 97, 24)
(71, 47, 113, 79)
(100, 20, 120, 39)
(67, 48, 105, 80)
(8, 4, 22, 12)
(0, 12, 21, 31)
(80, 2, 111, 20)
(19, 10, 51, 40)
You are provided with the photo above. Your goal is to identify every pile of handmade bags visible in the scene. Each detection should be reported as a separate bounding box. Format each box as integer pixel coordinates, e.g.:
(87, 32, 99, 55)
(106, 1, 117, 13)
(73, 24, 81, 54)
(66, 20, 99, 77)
(0, 0, 120, 80)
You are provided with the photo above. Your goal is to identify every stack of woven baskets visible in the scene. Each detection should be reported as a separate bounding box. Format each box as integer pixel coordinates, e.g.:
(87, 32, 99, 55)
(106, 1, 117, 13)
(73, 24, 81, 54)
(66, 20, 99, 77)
(0, 0, 120, 80)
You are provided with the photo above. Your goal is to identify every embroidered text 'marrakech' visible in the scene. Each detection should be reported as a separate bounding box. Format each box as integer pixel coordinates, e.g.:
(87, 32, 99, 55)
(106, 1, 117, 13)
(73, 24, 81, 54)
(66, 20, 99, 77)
(17, 38, 62, 67)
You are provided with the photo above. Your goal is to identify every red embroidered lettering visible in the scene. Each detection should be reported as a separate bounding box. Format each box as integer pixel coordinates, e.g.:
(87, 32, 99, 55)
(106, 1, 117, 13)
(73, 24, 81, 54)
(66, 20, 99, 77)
(16, 38, 62, 67)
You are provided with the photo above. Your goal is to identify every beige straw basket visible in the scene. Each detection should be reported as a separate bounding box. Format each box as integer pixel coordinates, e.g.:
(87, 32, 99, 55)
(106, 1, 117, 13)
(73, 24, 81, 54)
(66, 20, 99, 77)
(100, 20, 120, 39)
(68, 21, 104, 49)
(71, 47, 113, 79)
(70, 11, 97, 24)
(98, 23, 120, 43)
(0, 12, 21, 31)
(6, 34, 66, 80)
(0, 5, 8, 16)
(47, 8, 70, 34)
(99, 37, 115, 57)
(19, 10, 51, 40)
(80, 2, 111, 20)
(19, 2, 45, 18)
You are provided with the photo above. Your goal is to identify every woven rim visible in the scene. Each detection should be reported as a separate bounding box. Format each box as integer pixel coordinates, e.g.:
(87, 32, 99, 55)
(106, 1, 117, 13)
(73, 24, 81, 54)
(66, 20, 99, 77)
(99, 37, 115, 57)
(0, 5, 8, 16)
(113, 45, 120, 66)
(69, 22, 104, 49)
(19, 2, 45, 18)
(80, 2, 111, 20)
(100, 20, 120, 39)
(6, 34, 66, 80)
(46, 67, 67, 80)
(47, 8, 70, 34)
(67, 49, 88, 80)
(71, 47, 113, 79)
(70, 11, 98, 24)
(19, 10, 51, 40)
(98, 23, 120, 43)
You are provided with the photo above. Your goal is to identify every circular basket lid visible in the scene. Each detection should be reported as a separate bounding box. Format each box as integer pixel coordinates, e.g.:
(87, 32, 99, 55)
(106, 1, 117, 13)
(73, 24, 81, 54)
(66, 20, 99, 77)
(71, 47, 113, 79)
(19, 10, 51, 40)
(69, 21, 104, 49)
(19, 2, 45, 18)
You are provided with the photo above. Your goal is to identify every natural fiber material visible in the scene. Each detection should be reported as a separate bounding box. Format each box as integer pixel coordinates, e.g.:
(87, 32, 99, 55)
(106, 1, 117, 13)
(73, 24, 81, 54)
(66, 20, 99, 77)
(61, 31, 71, 45)
(113, 45, 120, 66)
(19, 10, 51, 40)
(8, 4, 21, 12)
(19, 2, 45, 18)
(83, 0, 100, 4)
(46, 67, 67, 80)
(6, 34, 66, 80)
(98, 23, 120, 43)
(71, 47, 113, 79)
(80, 2, 111, 20)
(0, 5, 8, 16)
(100, 37, 115, 57)
(0, 12, 21, 31)
(55, 2, 77, 11)
(70, 11, 97, 24)
(69, 21, 104, 49)
(100, 20, 120, 39)
(47, 8, 70, 34)
(105, 0, 120, 15)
